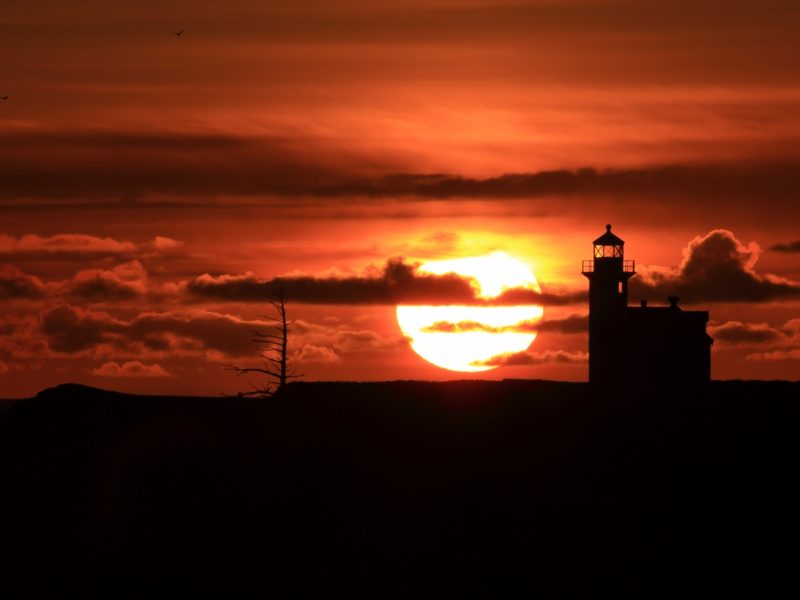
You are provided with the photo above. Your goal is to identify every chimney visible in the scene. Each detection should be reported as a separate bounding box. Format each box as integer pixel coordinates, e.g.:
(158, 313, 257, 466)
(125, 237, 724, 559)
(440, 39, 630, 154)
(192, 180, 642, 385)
(668, 296, 680, 309)
(640, 299, 648, 308)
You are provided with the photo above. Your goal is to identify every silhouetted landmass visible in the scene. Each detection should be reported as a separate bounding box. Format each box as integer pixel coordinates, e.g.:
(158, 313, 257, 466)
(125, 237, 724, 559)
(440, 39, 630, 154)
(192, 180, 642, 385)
(1, 380, 799, 596)
(0, 399, 17, 417)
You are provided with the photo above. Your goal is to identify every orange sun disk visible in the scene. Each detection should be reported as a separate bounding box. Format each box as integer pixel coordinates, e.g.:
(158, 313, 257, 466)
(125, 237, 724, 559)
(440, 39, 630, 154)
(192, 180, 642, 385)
(396, 252, 543, 372)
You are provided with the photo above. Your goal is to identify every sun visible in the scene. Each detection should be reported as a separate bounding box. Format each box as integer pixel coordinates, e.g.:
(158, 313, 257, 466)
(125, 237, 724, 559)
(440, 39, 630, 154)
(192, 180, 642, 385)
(396, 251, 543, 372)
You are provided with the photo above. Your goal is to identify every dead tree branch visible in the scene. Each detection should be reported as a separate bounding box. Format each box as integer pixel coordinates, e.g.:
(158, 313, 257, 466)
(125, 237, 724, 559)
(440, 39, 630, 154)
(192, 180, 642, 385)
(224, 287, 303, 396)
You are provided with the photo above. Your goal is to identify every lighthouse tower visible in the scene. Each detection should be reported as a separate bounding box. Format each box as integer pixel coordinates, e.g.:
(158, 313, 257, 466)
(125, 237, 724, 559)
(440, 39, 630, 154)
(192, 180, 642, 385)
(581, 224, 712, 386)
(581, 224, 635, 384)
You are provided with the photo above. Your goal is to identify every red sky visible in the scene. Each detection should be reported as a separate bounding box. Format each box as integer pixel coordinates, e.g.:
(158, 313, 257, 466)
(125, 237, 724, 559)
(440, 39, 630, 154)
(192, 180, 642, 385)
(2, 0, 800, 396)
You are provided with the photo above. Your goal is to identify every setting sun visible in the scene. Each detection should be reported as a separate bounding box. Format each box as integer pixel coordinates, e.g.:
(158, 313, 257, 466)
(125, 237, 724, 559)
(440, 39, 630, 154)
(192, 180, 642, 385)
(396, 251, 543, 372)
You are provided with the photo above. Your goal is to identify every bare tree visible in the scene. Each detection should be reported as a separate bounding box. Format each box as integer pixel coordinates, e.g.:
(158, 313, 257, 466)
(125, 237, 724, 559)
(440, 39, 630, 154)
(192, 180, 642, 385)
(225, 288, 302, 397)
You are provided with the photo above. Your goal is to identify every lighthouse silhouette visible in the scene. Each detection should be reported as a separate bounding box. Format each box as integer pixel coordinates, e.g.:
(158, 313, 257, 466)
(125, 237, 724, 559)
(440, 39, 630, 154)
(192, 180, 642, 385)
(582, 225, 713, 385)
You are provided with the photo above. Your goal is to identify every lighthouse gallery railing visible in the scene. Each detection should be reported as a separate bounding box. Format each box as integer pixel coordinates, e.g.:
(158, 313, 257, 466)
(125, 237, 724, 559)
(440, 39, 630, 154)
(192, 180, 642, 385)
(581, 259, 635, 273)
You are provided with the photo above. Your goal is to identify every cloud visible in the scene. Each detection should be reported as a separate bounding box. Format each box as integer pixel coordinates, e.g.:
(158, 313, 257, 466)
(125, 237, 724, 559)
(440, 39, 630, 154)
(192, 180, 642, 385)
(406, 231, 462, 256)
(740, 319, 800, 361)
(745, 349, 800, 362)
(186, 257, 577, 306)
(707, 321, 786, 345)
(0, 314, 48, 360)
(0, 131, 388, 202)
(419, 319, 539, 334)
(0, 265, 48, 299)
(493, 287, 587, 306)
(90, 361, 173, 378)
(35, 304, 400, 364)
(291, 320, 403, 355)
(323, 165, 800, 200)
(769, 240, 800, 253)
(0, 233, 136, 259)
(421, 320, 498, 333)
(475, 350, 588, 367)
(66, 261, 149, 301)
(538, 314, 589, 334)
(292, 345, 340, 365)
(152, 236, 183, 251)
(40, 305, 126, 354)
(6, 254, 580, 307)
(0, 260, 181, 303)
(0, 233, 185, 274)
(1, 128, 799, 209)
(631, 229, 800, 303)
(419, 314, 586, 335)
(0, 260, 157, 303)
(39, 305, 257, 358)
(186, 257, 481, 305)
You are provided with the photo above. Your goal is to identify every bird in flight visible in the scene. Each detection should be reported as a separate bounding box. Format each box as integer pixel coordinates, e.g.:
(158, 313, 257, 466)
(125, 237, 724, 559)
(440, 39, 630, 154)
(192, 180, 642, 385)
(174, 30, 185, 36)
(1, 96, 9, 100)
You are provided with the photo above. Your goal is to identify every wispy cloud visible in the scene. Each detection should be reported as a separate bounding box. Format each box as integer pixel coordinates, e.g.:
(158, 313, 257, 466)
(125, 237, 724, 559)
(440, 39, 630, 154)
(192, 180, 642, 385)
(769, 240, 800, 253)
(474, 349, 588, 367)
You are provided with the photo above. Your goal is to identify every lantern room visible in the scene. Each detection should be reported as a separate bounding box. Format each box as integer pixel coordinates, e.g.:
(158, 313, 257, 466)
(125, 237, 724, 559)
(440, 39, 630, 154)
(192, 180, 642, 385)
(593, 224, 624, 258)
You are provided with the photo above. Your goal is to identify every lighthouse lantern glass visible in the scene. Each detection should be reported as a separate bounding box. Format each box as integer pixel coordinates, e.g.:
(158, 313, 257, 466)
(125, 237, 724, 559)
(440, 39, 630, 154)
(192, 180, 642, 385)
(594, 243, 624, 258)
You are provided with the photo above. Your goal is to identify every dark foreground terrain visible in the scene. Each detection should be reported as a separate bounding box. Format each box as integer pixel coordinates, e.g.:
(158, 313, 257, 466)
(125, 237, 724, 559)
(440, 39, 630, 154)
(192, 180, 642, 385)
(1, 380, 799, 596)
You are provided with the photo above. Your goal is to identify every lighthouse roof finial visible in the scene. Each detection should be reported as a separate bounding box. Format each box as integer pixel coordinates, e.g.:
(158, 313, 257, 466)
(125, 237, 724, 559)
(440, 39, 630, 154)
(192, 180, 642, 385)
(593, 223, 625, 246)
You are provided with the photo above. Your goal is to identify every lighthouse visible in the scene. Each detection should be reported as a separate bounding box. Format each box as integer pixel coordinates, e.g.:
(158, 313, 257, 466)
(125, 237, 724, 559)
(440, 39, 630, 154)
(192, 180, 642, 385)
(581, 225, 636, 384)
(582, 225, 712, 386)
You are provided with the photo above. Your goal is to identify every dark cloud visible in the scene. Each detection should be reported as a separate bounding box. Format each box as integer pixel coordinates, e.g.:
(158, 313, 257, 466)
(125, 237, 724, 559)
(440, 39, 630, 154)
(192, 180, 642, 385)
(187, 257, 577, 306)
(35, 304, 400, 362)
(325, 163, 800, 201)
(420, 320, 541, 334)
(40, 305, 124, 354)
(187, 257, 480, 305)
(0, 131, 386, 201)
(39, 305, 258, 357)
(631, 229, 800, 303)
(0, 261, 154, 304)
(66, 261, 148, 301)
(493, 287, 587, 307)
(0, 314, 47, 361)
(421, 320, 501, 334)
(707, 321, 785, 345)
(475, 350, 588, 367)
(0, 265, 47, 299)
(769, 240, 800, 253)
(4, 253, 581, 307)
(720, 319, 800, 359)
(538, 314, 589, 334)
(420, 315, 586, 335)
(0, 260, 157, 304)
(1, 129, 799, 210)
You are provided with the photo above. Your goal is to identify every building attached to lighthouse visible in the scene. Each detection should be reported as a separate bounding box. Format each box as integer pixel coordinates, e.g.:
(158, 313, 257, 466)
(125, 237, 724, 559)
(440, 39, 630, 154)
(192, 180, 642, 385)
(582, 225, 713, 385)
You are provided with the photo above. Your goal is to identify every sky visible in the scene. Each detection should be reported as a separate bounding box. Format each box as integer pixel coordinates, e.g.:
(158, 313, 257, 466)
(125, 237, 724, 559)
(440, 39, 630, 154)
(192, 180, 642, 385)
(2, 0, 800, 396)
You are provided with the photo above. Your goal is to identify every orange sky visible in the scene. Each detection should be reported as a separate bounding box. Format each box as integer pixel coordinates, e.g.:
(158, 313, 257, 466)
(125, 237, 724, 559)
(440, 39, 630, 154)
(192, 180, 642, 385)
(2, 0, 800, 396)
